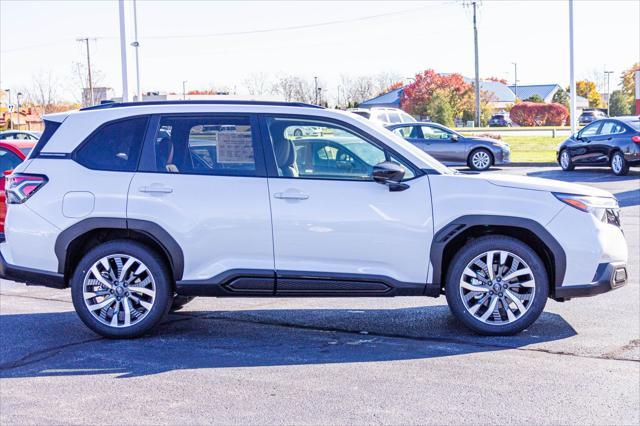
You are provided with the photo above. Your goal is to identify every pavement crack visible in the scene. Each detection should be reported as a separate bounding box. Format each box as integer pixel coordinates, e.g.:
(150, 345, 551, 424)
(0, 337, 103, 371)
(0, 292, 72, 304)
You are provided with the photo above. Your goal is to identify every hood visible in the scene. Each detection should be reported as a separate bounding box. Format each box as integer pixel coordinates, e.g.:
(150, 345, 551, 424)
(474, 173, 613, 198)
(465, 136, 508, 147)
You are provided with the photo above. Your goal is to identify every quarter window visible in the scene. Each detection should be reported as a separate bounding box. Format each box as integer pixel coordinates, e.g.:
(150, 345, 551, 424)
(0, 148, 22, 172)
(265, 117, 414, 181)
(75, 117, 147, 171)
(145, 116, 258, 176)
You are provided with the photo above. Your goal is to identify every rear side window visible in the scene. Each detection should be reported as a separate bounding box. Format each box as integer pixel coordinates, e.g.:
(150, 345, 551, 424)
(29, 120, 62, 158)
(75, 117, 148, 172)
(0, 148, 23, 172)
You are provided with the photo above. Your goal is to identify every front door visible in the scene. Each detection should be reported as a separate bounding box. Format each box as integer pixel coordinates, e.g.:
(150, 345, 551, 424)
(262, 116, 434, 294)
(420, 125, 462, 163)
(571, 121, 603, 164)
(127, 113, 274, 287)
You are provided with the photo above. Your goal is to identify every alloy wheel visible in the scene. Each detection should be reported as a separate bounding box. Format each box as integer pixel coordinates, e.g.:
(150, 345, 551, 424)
(471, 151, 491, 170)
(459, 250, 535, 325)
(612, 154, 623, 174)
(560, 151, 570, 169)
(82, 254, 156, 328)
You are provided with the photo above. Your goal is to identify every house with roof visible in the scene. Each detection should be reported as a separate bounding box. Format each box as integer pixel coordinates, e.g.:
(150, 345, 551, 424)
(508, 83, 589, 109)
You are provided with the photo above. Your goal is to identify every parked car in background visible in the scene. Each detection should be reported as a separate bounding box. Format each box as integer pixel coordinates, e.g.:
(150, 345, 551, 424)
(349, 107, 416, 126)
(558, 116, 640, 176)
(488, 114, 512, 127)
(578, 109, 607, 126)
(0, 139, 36, 235)
(0, 130, 41, 141)
(386, 122, 510, 171)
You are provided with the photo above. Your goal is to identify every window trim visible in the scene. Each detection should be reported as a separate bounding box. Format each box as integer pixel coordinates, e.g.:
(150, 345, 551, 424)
(137, 113, 267, 178)
(71, 115, 150, 172)
(258, 113, 424, 182)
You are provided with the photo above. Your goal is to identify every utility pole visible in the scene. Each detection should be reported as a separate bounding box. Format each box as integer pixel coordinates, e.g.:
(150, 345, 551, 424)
(569, 0, 576, 133)
(182, 80, 187, 100)
(131, 0, 142, 101)
(512, 62, 518, 100)
(314, 76, 319, 105)
(4, 89, 11, 129)
(76, 38, 95, 106)
(118, 0, 129, 102)
(16, 92, 22, 129)
(472, 1, 481, 127)
(604, 69, 613, 116)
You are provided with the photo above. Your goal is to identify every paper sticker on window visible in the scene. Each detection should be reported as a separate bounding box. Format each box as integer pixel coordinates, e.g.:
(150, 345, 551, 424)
(216, 131, 254, 164)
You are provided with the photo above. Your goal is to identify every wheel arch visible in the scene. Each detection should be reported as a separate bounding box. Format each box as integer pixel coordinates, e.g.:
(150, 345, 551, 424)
(430, 215, 566, 297)
(55, 218, 184, 285)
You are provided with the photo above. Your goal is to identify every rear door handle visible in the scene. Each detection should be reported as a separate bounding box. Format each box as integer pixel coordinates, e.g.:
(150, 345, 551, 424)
(273, 192, 309, 200)
(139, 185, 173, 194)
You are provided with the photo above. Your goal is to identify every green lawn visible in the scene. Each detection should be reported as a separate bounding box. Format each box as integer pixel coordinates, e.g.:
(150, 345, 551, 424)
(501, 135, 559, 163)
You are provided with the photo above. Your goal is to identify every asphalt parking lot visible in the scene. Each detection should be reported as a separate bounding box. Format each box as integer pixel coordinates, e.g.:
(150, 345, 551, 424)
(1, 166, 638, 425)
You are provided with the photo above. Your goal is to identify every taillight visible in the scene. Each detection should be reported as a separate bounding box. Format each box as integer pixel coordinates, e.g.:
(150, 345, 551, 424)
(632, 135, 640, 143)
(5, 173, 48, 204)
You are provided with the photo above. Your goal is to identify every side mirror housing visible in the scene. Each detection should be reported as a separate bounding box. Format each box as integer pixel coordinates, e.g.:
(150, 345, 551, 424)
(373, 161, 409, 192)
(451, 134, 459, 142)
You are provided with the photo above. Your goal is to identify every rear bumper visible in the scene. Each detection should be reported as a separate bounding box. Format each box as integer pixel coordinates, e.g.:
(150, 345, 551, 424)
(554, 261, 627, 300)
(0, 249, 65, 289)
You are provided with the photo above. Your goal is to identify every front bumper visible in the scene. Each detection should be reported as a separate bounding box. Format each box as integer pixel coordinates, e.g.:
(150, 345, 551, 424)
(554, 261, 627, 300)
(0, 249, 65, 289)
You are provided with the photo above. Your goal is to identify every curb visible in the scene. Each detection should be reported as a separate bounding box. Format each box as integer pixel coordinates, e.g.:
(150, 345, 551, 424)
(502, 162, 558, 167)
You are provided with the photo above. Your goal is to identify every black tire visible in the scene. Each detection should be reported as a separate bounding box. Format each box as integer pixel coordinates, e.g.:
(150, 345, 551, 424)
(467, 148, 493, 171)
(70, 240, 173, 339)
(444, 235, 549, 336)
(611, 151, 629, 176)
(171, 295, 195, 312)
(559, 149, 575, 171)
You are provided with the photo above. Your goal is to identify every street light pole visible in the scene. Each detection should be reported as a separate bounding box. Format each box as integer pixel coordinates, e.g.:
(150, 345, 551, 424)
(604, 70, 613, 116)
(472, 1, 481, 127)
(512, 62, 518, 100)
(118, 0, 129, 102)
(16, 92, 22, 130)
(568, 0, 576, 133)
(131, 0, 142, 102)
(4, 89, 11, 129)
(314, 76, 319, 105)
(182, 81, 187, 100)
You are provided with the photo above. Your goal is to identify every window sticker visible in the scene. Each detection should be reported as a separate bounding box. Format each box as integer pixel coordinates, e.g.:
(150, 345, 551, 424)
(216, 131, 254, 164)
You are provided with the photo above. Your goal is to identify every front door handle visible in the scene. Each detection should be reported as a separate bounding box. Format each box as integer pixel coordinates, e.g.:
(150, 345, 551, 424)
(139, 185, 173, 194)
(273, 192, 309, 200)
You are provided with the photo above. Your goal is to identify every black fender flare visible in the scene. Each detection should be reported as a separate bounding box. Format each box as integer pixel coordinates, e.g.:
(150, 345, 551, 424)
(429, 215, 566, 289)
(54, 217, 184, 281)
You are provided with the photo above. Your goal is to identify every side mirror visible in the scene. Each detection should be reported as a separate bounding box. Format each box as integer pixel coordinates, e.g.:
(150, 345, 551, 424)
(451, 134, 459, 142)
(373, 161, 409, 192)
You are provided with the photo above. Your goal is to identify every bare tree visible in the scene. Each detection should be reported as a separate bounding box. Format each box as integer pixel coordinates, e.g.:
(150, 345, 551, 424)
(272, 74, 317, 103)
(25, 71, 61, 113)
(243, 72, 271, 96)
(340, 74, 375, 106)
(70, 62, 105, 106)
(372, 71, 403, 95)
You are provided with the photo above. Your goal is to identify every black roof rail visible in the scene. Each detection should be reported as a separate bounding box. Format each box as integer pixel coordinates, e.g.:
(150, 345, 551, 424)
(80, 100, 323, 111)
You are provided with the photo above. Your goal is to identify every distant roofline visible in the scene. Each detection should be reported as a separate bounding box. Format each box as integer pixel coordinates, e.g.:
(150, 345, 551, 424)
(80, 100, 324, 111)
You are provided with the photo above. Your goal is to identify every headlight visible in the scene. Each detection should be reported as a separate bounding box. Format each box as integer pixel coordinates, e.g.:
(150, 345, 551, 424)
(553, 192, 621, 226)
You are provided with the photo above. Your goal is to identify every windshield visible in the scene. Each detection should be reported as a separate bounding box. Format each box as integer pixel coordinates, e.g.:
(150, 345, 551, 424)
(381, 127, 454, 174)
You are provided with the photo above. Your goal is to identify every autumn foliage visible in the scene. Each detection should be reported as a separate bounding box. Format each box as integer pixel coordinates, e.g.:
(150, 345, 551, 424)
(401, 70, 472, 118)
(509, 102, 569, 126)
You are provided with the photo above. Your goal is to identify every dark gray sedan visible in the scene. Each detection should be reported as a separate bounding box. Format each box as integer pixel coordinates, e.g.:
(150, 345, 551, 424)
(385, 122, 510, 171)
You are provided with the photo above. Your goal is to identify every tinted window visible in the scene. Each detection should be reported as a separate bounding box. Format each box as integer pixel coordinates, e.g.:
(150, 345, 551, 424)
(580, 122, 600, 137)
(391, 126, 416, 138)
(399, 111, 417, 123)
(388, 112, 402, 123)
(76, 117, 147, 171)
(30, 120, 61, 158)
(0, 148, 22, 172)
(146, 116, 258, 176)
(265, 117, 414, 181)
(373, 111, 389, 123)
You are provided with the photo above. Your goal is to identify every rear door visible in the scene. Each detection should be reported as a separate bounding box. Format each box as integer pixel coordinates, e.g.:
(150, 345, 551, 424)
(420, 125, 462, 163)
(127, 113, 274, 287)
(587, 120, 617, 164)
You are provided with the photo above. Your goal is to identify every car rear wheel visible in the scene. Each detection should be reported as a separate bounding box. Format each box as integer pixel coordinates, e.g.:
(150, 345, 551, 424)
(445, 235, 549, 335)
(611, 151, 629, 176)
(468, 148, 493, 171)
(71, 240, 172, 339)
(559, 149, 575, 171)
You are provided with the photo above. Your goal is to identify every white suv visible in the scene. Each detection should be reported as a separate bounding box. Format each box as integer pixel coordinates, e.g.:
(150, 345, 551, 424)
(0, 101, 628, 338)
(349, 107, 416, 126)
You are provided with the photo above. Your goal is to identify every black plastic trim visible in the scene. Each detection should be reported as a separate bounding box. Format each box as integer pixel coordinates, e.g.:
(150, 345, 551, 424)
(554, 262, 626, 299)
(80, 100, 324, 111)
(0, 250, 65, 289)
(54, 217, 184, 281)
(430, 215, 567, 289)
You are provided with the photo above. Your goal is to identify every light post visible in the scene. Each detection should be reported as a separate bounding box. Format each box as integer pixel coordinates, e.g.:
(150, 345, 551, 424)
(568, 0, 576, 133)
(182, 80, 187, 100)
(314, 76, 319, 105)
(16, 92, 23, 130)
(472, 1, 481, 127)
(604, 70, 613, 116)
(131, 0, 142, 102)
(4, 89, 11, 129)
(118, 0, 129, 102)
(512, 62, 518, 100)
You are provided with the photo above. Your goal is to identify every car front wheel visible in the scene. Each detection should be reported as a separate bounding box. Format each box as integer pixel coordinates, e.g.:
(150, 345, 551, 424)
(445, 235, 549, 335)
(71, 240, 173, 339)
(611, 151, 629, 176)
(468, 148, 493, 171)
(559, 149, 575, 171)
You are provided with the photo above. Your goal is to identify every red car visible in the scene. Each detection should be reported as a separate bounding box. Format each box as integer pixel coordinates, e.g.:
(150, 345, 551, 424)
(0, 139, 36, 234)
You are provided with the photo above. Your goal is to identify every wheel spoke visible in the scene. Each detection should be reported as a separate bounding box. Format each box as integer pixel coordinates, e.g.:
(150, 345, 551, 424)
(118, 257, 136, 282)
(460, 281, 489, 293)
(90, 265, 112, 288)
(123, 298, 131, 327)
(502, 267, 532, 282)
(88, 296, 116, 311)
(505, 289, 527, 313)
(480, 296, 499, 321)
(486, 251, 496, 280)
(128, 286, 155, 297)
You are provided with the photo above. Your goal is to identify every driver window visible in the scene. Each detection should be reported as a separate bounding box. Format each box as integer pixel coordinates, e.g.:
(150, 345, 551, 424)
(265, 117, 414, 181)
(580, 122, 600, 138)
(421, 126, 451, 140)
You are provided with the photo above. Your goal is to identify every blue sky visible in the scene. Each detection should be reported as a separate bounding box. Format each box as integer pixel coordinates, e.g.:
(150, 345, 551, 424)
(1, 0, 638, 101)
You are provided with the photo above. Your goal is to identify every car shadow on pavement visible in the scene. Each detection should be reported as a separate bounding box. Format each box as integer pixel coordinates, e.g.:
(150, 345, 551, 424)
(0, 306, 576, 379)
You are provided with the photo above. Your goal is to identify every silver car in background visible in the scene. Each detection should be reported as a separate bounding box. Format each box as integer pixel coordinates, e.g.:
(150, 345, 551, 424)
(385, 122, 510, 171)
